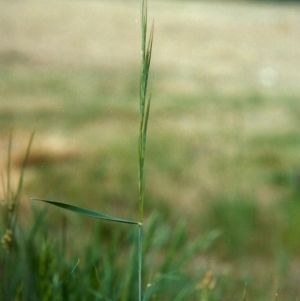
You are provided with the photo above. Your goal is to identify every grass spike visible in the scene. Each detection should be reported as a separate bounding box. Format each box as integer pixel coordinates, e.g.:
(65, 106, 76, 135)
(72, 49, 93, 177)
(138, 1, 154, 300)
(139, 2, 154, 225)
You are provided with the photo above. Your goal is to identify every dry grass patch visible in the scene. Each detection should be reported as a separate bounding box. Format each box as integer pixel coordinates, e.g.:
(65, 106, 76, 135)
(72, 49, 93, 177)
(0, 0, 299, 97)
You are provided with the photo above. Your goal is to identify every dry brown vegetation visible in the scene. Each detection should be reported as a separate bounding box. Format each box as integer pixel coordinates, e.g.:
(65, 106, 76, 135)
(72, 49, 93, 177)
(1, 0, 299, 94)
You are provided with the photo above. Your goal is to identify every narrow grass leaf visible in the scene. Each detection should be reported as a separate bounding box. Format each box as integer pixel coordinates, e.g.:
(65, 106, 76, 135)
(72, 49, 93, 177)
(12, 130, 35, 231)
(143, 94, 152, 141)
(6, 129, 12, 208)
(140, 22, 154, 111)
(145, 21, 154, 73)
(31, 199, 138, 225)
(141, 0, 148, 61)
(15, 130, 35, 202)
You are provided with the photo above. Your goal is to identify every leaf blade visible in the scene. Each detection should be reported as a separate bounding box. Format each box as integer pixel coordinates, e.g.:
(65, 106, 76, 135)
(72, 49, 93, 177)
(31, 198, 138, 225)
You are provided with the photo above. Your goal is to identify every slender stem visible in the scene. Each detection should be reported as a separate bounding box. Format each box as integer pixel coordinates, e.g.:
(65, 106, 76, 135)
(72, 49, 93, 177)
(6, 129, 12, 227)
(138, 223, 143, 301)
(139, 0, 153, 300)
(139, 0, 147, 298)
(139, 0, 147, 299)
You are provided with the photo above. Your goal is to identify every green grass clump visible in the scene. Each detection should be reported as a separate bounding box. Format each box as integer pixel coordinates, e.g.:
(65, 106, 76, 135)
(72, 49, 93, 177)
(1, 193, 218, 300)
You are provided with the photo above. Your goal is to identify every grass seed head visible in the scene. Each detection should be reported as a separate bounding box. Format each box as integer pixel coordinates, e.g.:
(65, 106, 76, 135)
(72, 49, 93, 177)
(1, 228, 13, 252)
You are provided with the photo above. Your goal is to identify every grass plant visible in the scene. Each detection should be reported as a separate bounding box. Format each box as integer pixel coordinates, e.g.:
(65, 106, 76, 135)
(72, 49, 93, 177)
(0, 130, 35, 300)
(32, 0, 154, 300)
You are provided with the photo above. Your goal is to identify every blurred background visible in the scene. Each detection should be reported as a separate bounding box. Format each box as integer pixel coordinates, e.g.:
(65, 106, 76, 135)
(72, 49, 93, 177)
(1, 0, 300, 299)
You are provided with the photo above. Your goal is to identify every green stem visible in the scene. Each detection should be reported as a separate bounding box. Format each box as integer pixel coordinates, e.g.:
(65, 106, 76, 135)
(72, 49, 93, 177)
(139, 0, 153, 299)
(138, 223, 143, 301)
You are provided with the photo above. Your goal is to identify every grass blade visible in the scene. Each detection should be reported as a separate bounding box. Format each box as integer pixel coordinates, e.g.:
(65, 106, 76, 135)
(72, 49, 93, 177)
(11, 130, 35, 231)
(6, 129, 12, 217)
(31, 198, 138, 225)
(15, 130, 35, 202)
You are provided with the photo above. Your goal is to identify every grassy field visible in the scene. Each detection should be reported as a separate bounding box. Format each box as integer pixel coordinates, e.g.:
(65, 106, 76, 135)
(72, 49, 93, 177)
(1, 0, 300, 300)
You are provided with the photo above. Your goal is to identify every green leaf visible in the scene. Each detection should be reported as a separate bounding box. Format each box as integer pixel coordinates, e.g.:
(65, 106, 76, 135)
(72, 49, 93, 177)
(31, 198, 138, 225)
